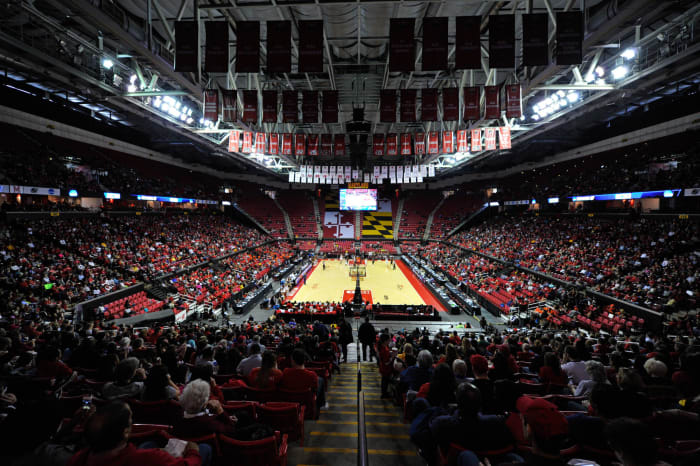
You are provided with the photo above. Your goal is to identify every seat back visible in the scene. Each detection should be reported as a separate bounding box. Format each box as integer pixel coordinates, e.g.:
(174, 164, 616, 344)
(223, 401, 259, 421)
(219, 431, 286, 466)
(258, 403, 303, 441)
(129, 399, 183, 425)
(276, 388, 317, 420)
(244, 386, 277, 403)
(129, 424, 172, 446)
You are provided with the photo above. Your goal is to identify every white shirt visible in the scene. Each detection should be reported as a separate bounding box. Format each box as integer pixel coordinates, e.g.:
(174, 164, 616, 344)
(236, 353, 262, 376)
(562, 360, 590, 385)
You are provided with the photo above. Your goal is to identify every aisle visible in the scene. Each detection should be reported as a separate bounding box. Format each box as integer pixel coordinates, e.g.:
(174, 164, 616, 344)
(286, 345, 423, 466)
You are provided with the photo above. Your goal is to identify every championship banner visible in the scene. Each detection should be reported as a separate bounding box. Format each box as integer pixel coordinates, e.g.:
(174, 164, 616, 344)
(389, 18, 415, 72)
(373, 134, 385, 156)
(269, 133, 279, 155)
(484, 85, 500, 119)
(455, 16, 481, 69)
(299, 20, 324, 72)
(334, 134, 346, 156)
(523, 14, 549, 66)
(242, 90, 258, 123)
(484, 128, 497, 150)
(295, 134, 306, 156)
(222, 90, 237, 122)
(470, 128, 482, 152)
(242, 131, 253, 153)
(386, 134, 398, 156)
(235, 21, 260, 73)
(488, 15, 515, 69)
(400, 89, 416, 122)
(427, 131, 439, 155)
(205, 21, 229, 72)
(281, 133, 293, 155)
(442, 131, 454, 154)
(228, 130, 240, 152)
(422, 17, 448, 71)
(302, 90, 318, 123)
(421, 88, 438, 121)
(203, 90, 219, 121)
(255, 132, 266, 154)
(400, 133, 412, 155)
(266, 20, 291, 73)
(463, 86, 480, 121)
(175, 21, 198, 72)
(262, 90, 277, 123)
(498, 126, 512, 150)
(556, 12, 583, 65)
(380, 89, 397, 123)
(322, 90, 338, 123)
(457, 130, 469, 152)
(282, 90, 298, 123)
(321, 134, 333, 156)
(505, 84, 522, 119)
(442, 87, 459, 121)
(307, 134, 319, 156)
(414, 132, 426, 155)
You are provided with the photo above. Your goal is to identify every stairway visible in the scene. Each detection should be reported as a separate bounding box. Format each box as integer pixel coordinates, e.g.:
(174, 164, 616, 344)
(423, 196, 446, 241)
(272, 197, 295, 240)
(287, 335, 422, 466)
(393, 197, 405, 241)
(312, 197, 323, 240)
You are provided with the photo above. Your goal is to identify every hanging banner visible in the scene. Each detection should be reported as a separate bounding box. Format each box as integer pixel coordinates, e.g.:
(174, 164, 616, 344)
(242, 131, 253, 153)
(414, 132, 426, 155)
(505, 84, 522, 119)
(457, 130, 469, 152)
(455, 16, 481, 69)
(255, 132, 266, 154)
(281, 133, 293, 155)
(488, 15, 515, 69)
(400, 89, 416, 122)
(175, 21, 198, 72)
(463, 86, 480, 121)
(556, 12, 583, 65)
(442, 131, 454, 154)
(262, 90, 277, 123)
(400, 133, 412, 155)
(389, 18, 415, 72)
(334, 134, 345, 156)
(282, 90, 298, 123)
(422, 17, 448, 71)
(203, 90, 219, 121)
(307, 134, 319, 156)
(242, 90, 258, 123)
(386, 134, 398, 156)
(427, 131, 439, 155)
(235, 21, 260, 73)
(421, 88, 438, 121)
(498, 126, 512, 150)
(222, 90, 237, 122)
(321, 134, 333, 156)
(269, 133, 279, 155)
(380, 90, 397, 123)
(523, 14, 549, 66)
(322, 90, 338, 123)
(302, 90, 318, 123)
(373, 134, 385, 156)
(295, 134, 306, 156)
(470, 128, 482, 152)
(484, 85, 500, 119)
(442, 87, 459, 121)
(228, 130, 240, 152)
(299, 20, 324, 72)
(484, 127, 497, 150)
(266, 20, 291, 73)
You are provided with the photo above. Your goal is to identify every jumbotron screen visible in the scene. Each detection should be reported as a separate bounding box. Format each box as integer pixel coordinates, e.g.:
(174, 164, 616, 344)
(339, 189, 377, 211)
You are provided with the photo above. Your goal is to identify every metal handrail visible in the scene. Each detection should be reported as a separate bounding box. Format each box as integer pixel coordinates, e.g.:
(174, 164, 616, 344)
(356, 318, 369, 466)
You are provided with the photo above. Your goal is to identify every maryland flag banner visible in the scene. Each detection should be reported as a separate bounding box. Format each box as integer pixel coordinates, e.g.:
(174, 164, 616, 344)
(362, 198, 393, 239)
(323, 193, 354, 239)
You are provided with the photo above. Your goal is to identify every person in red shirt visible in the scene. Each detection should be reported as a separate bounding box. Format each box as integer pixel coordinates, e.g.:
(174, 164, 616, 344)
(67, 401, 209, 466)
(279, 349, 326, 410)
(247, 351, 283, 389)
(377, 333, 393, 399)
(36, 346, 73, 379)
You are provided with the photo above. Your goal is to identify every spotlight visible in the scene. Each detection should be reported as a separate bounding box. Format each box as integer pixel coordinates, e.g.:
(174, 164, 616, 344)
(127, 84, 137, 93)
(621, 48, 637, 60)
(611, 65, 629, 80)
(556, 90, 566, 97)
(567, 92, 580, 103)
(584, 73, 595, 83)
(102, 58, 114, 69)
(595, 66, 605, 77)
(129, 74, 137, 84)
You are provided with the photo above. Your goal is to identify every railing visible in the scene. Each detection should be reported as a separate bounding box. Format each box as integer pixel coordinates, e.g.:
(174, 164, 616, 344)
(356, 317, 369, 466)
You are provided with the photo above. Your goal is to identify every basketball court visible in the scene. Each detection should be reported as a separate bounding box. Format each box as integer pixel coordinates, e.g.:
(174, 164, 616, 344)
(288, 259, 446, 311)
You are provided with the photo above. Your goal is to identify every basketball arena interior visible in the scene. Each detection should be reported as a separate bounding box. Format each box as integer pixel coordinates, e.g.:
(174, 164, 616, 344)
(1, 0, 700, 465)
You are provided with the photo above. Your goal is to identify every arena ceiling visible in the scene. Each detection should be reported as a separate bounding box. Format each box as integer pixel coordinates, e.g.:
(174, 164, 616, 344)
(0, 0, 699, 183)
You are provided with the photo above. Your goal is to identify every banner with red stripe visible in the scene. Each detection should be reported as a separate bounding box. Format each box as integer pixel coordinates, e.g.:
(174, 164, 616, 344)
(321, 134, 333, 156)
(334, 134, 345, 156)
(463, 86, 480, 121)
(484, 128, 497, 150)
(442, 87, 459, 121)
(400, 89, 416, 122)
(242, 131, 253, 153)
(307, 134, 319, 156)
(386, 134, 398, 156)
(421, 89, 438, 121)
(262, 90, 277, 123)
(400, 133, 412, 156)
(484, 85, 500, 120)
(295, 134, 306, 156)
(269, 133, 279, 155)
(427, 131, 439, 155)
(282, 91, 298, 123)
(255, 132, 266, 154)
(222, 90, 237, 122)
(281, 133, 293, 155)
(203, 90, 219, 122)
(242, 90, 258, 123)
(470, 128, 482, 152)
(373, 134, 385, 156)
(442, 131, 454, 154)
(498, 126, 512, 150)
(457, 130, 468, 152)
(414, 132, 426, 155)
(228, 130, 240, 152)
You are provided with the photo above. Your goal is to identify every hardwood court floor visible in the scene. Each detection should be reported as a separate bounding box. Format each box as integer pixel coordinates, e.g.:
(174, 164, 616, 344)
(289, 259, 427, 305)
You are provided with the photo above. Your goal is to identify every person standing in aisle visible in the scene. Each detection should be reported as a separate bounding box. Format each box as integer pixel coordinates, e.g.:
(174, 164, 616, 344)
(358, 317, 376, 362)
(338, 319, 354, 363)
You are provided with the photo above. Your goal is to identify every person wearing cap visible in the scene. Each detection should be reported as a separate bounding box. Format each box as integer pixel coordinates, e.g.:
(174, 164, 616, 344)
(515, 396, 570, 466)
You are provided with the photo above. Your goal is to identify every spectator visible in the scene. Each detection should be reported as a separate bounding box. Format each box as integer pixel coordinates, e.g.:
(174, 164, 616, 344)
(562, 346, 589, 385)
(279, 348, 327, 410)
(102, 358, 145, 401)
(470, 354, 497, 414)
(247, 351, 282, 389)
(358, 317, 376, 362)
(539, 352, 569, 389)
(401, 350, 434, 392)
(174, 379, 235, 437)
(453, 359, 469, 385)
(377, 333, 394, 399)
(142, 364, 179, 401)
(236, 343, 262, 377)
(573, 360, 609, 397)
(516, 396, 570, 466)
(605, 417, 672, 466)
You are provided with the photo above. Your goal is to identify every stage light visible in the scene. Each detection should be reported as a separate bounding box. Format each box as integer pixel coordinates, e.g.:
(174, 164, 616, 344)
(68, 189, 78, 197)
(584, 72, 595, 83)
(551, 94, 559, 102)
(567, 92, 580, 103)
(556, 90, 566, 97)
(127, 84, 137, 93)
(532, 114, 540, 121)
(102, 58, 114, 69)
(611, 65, 629, 80)
(558, 100, 568, 109)
(129, 74, 137, 84)
(621, 48, 637, 60)
(595, 66, 605, 77)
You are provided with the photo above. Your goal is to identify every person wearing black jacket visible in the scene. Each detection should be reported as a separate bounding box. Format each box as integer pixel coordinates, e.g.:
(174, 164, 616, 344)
(338, 319, 354, 363)
(358, 317, 376, 362)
